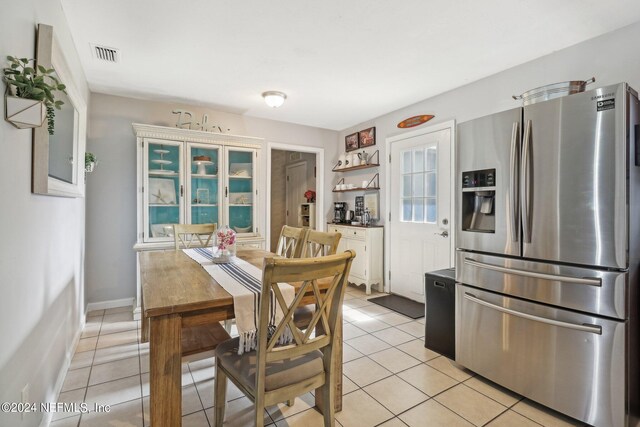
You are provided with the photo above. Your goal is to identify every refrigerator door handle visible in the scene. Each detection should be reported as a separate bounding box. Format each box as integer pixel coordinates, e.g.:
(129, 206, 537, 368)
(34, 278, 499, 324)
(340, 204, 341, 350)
(463, 257, 602, 286)
(463, 292, 602, 334)
(521, 119, 532, 243)
(509, 121, 520, 242)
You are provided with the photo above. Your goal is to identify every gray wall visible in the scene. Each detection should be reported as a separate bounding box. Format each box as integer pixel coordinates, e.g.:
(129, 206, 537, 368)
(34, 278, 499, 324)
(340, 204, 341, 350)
(0, 1, 89, 426)
(86, 94, 337, 303)
(337, 21, 640, 227)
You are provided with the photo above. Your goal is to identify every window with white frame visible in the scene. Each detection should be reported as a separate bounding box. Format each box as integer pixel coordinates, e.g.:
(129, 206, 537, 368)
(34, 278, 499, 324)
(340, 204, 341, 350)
(400, 144, 437, 223)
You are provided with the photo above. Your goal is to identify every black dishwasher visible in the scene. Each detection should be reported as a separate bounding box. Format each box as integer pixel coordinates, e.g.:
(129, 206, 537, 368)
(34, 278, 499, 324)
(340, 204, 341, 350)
(424, 268, 456, 360)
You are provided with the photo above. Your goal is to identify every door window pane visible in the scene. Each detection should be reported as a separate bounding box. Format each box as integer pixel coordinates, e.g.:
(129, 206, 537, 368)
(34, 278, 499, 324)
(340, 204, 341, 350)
(426, 198, 437, 223)
(426, 148, 437, 170)
(412, 174, 424, 197)
(425, 172, 436, 197)
(402, 175, 412, 197)
(413, 199, 424, 222)
(402, 199, 412, 221)
(413, 148, 424, 172)
(399, 144, 438, 223)
(402, 151, 412, 174)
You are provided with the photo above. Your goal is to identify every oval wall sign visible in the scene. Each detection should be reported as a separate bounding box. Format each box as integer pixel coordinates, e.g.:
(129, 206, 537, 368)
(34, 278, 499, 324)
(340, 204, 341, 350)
(397, 114, 434, 129)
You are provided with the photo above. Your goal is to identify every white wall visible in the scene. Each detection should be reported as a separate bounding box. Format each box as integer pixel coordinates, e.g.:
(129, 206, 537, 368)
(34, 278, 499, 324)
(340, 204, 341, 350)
(86, 94, 337, 303)
(0, 1, 89, 426)
(337, 21, 640, 227)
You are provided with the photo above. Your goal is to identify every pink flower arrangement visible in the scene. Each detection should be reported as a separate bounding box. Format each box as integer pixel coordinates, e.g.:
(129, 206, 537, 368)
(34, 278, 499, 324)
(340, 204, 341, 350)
(217, 227, 236, 250)
(304, 189, 316, 202)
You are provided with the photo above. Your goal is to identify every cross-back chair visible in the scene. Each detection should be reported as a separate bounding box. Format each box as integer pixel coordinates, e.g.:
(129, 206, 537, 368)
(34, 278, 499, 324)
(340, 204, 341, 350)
(173, 223, 217, 249)
(275, 225, 307, 258)
(294, 230, 343, 331)
(300, 230, 342, 258)
(170, 223, 231, 359)
(214, 250, 356, 427)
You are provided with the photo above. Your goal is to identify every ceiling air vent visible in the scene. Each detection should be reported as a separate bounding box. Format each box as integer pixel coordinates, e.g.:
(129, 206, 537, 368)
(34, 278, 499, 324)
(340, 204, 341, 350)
(91, 44, 119, 63)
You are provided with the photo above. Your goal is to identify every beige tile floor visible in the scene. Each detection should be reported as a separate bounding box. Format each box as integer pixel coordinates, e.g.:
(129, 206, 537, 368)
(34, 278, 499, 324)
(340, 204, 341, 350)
(51, 285, 587, 427)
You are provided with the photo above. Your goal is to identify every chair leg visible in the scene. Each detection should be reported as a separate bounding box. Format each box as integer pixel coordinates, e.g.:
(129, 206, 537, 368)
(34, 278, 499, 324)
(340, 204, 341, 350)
(286, 399, 294, 407)
(321, 374, 335, 427)
(214, 361, 227, 427)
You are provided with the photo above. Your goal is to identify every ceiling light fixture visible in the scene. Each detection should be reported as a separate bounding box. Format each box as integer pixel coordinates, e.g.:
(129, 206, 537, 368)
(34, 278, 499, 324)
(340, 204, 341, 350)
(262, 91, 287, 108)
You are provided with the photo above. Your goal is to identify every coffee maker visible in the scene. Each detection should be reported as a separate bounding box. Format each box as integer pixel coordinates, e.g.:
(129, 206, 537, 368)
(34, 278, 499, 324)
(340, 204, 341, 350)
(333, 202, 347, 223)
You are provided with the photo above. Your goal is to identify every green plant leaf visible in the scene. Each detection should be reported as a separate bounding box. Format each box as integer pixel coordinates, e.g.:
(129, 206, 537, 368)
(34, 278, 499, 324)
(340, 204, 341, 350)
(7, 55, 15, 61)
(20, 58, 28, 63)
(37, 65, 47, 73)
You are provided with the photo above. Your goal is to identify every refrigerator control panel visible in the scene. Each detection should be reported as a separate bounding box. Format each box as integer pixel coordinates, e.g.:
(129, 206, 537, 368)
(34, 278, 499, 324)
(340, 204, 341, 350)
(462, 168, 495, 188)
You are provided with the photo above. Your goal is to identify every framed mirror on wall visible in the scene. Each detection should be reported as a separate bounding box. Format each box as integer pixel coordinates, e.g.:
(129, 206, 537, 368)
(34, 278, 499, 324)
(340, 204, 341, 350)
(32, 24, 87, 198)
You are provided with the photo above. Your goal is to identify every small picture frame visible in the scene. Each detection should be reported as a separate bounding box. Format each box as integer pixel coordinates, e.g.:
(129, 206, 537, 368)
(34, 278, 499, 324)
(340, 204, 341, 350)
(345, 132, 359, 152)
(358, 126, 376, 148)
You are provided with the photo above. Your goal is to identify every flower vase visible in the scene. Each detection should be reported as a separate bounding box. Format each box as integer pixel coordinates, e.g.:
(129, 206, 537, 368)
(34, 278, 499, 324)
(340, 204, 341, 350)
(212, 226, 237, 263)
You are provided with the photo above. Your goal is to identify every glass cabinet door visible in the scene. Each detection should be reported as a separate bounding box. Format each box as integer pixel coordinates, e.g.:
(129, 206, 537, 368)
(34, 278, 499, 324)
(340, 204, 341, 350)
(226, 147, 256, 235)
(187, 143, 221, 226)
(144, 139, 183, 242)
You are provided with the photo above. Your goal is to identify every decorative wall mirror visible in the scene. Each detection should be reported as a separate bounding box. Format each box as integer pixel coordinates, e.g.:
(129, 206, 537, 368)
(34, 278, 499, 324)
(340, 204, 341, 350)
(32, 24, 86, 197)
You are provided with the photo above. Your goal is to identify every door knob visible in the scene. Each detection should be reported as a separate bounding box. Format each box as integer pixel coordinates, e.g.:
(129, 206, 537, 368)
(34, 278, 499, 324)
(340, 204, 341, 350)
(434, 231, 449, 238)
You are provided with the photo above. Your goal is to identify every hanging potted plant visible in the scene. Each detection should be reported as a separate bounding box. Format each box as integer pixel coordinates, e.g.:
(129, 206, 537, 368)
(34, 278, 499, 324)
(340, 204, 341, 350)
(85, 152, 97, 173)
(3, 56, 66, 134)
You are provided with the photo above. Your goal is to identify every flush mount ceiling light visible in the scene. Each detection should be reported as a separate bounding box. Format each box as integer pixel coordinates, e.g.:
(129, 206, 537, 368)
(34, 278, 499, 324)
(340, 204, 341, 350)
(262, 91, 287, 108)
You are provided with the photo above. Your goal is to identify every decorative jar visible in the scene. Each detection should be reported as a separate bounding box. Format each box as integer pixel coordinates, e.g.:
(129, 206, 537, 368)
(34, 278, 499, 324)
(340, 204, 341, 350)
(212, 225, 237, 263)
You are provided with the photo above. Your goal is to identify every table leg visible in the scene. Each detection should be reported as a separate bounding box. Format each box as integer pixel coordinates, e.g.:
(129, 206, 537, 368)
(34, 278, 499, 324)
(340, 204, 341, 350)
(150, 314, 182, 427)
(315, 312, 343, 413)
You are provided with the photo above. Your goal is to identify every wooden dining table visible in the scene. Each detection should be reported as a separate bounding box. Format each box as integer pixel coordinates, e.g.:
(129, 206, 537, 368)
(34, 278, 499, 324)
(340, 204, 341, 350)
(140, 248, 343, 427)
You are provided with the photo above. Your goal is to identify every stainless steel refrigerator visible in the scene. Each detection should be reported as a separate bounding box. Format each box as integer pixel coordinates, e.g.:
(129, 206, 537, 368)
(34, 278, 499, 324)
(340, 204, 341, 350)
(455, 82, 640, 427)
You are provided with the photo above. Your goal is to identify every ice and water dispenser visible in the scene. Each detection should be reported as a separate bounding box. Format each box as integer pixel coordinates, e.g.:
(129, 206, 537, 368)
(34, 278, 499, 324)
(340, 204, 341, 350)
(461, 168, 495, 233)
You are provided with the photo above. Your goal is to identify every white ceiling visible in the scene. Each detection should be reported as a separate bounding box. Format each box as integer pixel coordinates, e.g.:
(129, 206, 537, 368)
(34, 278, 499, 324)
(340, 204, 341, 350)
(61, 0, 640, 131)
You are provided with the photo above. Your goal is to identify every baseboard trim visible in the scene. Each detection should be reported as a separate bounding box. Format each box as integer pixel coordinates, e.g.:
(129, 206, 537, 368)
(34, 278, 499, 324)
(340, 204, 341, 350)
(86, 297, 135, 313)
(40, 317, 85, 427)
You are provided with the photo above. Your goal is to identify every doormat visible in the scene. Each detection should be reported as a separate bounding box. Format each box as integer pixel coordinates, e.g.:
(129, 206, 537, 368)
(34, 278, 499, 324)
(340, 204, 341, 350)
(368, 294, 425, 319)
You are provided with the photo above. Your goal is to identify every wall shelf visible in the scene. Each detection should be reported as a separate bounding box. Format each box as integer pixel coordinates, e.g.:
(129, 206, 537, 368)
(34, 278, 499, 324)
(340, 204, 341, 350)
(333, 173, 380, 192)
(332, 187, 380, 193)
(332, 150, 380, 172)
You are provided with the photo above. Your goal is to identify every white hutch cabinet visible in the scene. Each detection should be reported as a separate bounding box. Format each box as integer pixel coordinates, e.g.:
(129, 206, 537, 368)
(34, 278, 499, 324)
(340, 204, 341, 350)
(327, 224, 384, 294)
(132, 123, 265, 318)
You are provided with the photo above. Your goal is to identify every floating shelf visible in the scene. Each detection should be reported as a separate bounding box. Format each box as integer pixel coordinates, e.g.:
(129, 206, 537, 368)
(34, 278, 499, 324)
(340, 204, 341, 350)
(333, 173, 380, 192)
(333, 149, 380, 172)
(333, 187, 380, 193)
(333, 163, 380, 172)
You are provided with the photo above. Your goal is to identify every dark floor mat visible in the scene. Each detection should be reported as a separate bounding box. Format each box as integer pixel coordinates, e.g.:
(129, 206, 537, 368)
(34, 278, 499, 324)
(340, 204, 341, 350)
(368, 294, 425, 319)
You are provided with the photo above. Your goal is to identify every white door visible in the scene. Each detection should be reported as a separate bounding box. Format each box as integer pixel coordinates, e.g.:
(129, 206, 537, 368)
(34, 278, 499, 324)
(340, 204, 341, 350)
(389, 127, 452, 302)
(285, 162, 307, 227)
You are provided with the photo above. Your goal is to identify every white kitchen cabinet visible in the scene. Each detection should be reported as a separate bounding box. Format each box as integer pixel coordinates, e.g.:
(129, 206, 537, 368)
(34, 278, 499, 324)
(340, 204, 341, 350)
(328, 223, 384, 294)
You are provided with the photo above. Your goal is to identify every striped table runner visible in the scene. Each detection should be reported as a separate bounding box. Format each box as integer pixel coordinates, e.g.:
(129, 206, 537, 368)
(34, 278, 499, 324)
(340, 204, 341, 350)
(183, 248, 294, 354)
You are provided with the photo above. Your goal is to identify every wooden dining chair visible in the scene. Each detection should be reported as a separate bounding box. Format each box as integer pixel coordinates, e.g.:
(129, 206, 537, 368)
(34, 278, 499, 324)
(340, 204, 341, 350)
(300, 230, 342, 258)
(275, 225, 307, 258)
(294, 230, 343, 330)
(173, 223, 217, 249)
(214, 251, 356, 427)
(171, 223, 231, 358)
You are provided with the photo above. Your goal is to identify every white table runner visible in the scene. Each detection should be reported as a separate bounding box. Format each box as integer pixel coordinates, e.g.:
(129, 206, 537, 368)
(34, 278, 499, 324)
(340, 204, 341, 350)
(183, 247, 294, 354)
